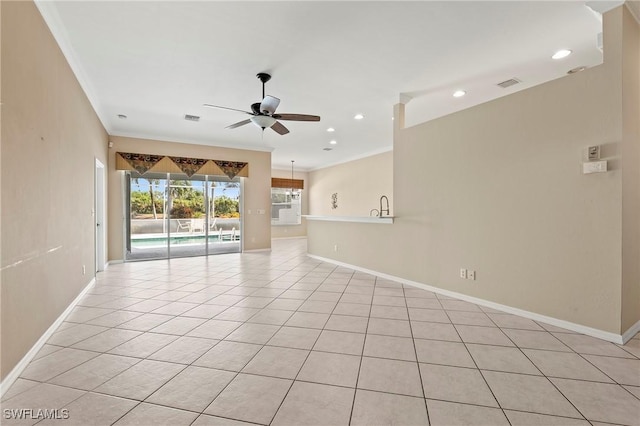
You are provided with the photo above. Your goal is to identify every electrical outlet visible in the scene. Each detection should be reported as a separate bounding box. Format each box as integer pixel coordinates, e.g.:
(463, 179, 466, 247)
(82, 265, 86, 275)
(334, 244, 338, 252)
(467, 270, 476, 280)
(460, 268, 467, 279)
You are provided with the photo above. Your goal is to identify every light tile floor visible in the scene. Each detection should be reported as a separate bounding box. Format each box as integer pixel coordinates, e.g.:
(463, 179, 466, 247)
(2, 238, 640, 425)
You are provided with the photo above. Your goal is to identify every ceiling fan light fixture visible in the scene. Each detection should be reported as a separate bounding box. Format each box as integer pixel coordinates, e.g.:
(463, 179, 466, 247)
(206, 73, 320, 136)
(250, 115, 276, 129)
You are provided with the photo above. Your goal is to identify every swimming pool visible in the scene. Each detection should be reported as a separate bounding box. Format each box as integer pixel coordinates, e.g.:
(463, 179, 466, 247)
(131, 234, 224, 248)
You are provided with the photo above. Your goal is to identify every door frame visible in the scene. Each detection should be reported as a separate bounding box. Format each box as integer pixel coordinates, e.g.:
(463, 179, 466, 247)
(95, 158, 106, 272)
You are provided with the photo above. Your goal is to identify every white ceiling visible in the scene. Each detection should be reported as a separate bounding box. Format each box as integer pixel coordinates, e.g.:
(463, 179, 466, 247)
(36, 1, 613, 171)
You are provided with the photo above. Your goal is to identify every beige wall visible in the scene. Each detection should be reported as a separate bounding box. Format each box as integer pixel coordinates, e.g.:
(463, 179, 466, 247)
(308, 151, 393, 217)
(621, 5, 640, 331)
(271, 169, 309, 238)
(308, 7, 636, 335)
(107, 136, 271, 260)
(1, 1, 109, 380)
(0, 0, 4, 365)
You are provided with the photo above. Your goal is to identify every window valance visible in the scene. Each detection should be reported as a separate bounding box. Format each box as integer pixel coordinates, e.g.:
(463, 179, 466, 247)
(271, 177, 304, 190)
(116, 152, 249, 179)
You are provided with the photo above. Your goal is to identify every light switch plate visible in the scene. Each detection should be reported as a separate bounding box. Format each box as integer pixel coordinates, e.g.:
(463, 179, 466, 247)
(583, 161, 607, 174)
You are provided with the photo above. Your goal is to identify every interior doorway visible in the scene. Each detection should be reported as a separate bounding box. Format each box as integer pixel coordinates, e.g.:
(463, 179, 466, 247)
(95, 158, 106, 272)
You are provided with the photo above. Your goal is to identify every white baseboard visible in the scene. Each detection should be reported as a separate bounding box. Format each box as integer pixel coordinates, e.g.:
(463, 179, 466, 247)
(622, 319, 640, 344)
(243, 248, 272, 253)
(308, 254, 627, 345)
(272, 236, 307, 240)
(0, 278, 97, 398)
(106, 259, 124, 266)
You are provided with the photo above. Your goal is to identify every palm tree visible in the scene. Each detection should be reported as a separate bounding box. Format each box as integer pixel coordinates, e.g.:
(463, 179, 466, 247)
(132, 177, 160, 219)
(148, 179, 159, 219)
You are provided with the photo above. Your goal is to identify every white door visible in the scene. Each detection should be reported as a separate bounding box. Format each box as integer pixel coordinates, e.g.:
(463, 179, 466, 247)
(95, 158, 106, 271)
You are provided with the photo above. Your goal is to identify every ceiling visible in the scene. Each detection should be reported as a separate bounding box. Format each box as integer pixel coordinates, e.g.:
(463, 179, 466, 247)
(36, 1, 615, 171)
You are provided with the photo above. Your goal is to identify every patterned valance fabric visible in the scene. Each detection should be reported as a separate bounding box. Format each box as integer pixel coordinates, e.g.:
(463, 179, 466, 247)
(116, 152, 249, 179)
(214, 160, 249, 180)
(119, 152, 164, 175)
(169, 156, 210, 177)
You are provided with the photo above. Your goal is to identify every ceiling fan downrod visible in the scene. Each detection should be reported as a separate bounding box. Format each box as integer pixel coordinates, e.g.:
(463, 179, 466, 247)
(256, 73, 271, 100)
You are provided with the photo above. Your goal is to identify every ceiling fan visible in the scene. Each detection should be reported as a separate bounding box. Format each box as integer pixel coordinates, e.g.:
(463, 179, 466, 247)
(203, 73, 321, 135)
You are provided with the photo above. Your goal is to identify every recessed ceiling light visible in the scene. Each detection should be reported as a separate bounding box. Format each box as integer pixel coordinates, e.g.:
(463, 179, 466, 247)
(329, 140, 337, 145)
(354, 114, 364, 120)
(117, 114, 127, 119)
(453, 90, 466, 98)
(327, 127, 335, 132)
(552, 49, 572, 59)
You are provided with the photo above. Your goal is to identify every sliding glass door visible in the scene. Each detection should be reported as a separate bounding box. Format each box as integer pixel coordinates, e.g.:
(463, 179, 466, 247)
(208, 180, 241, 255)
(168, 175, 207, 258)
(127, 172, 169, 260)
(125, 172, 241, 261)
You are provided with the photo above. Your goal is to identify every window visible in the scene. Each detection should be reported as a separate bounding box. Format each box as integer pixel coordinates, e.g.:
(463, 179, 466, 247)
(271, 187, 302, 225)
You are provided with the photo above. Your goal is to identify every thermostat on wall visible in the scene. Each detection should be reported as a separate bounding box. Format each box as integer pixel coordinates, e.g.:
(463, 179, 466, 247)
(587, 145, 600, 161)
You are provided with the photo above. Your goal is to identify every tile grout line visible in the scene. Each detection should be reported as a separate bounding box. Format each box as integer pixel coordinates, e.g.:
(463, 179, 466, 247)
(402, 282, 431, 425)
(265, 263, 353, 425)
(483, 313, 590, 423)
(24, 248, 304, 425)
(154, 245, 316, 424)
(573, 351, 640, 401)
(194, 257, 323, 424)
(346, 273, 374, 426)
(443, 308, 513, 425)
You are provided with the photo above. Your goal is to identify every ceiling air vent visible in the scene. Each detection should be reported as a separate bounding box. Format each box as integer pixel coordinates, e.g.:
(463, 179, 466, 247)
(184, 114, 200, 122)
(323, 148, 333, 151)
(497, 78, 521, 89)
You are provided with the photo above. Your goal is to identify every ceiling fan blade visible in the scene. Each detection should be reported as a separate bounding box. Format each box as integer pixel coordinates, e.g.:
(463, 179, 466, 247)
(271, 121, 290, 135)
(260, 96, 280, 115)
(273, 113, 321, 122)
(226, 119, 251, 129)
(203, 104, 253, 115)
